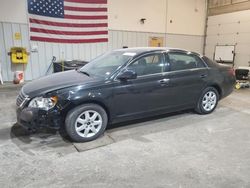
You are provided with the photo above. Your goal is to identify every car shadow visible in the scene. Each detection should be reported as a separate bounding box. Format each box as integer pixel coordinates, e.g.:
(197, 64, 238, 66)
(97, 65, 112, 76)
(10, 123, 73, 143)
(108, 109, 192, 130)
(10, 123, 76, 155)
(105, 109, 196, 142)
(9, 109, 198, 153)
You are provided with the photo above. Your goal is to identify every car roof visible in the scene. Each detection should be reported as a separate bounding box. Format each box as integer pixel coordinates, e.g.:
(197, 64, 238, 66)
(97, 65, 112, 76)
(114, 47, 202, 57)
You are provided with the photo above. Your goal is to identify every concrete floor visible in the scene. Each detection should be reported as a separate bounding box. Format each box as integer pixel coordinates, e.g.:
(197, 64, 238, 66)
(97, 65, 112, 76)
(0, 85, 250, 188)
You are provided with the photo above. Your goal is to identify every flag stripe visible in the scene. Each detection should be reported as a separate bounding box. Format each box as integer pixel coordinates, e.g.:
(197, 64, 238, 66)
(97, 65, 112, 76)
(31, 28, 108, 35)
(30, 32, 108, 39)
(30, 15, 107, 24)
(65, 10, 107, 16)
(30, 18, 108, 28)
(64, 14, 107, 20)
(64, 0, 107, 4)
(64, 6, 107, 12)
(31, 23, 107, 31)
(31, 36, 108, 43)
(64, 2, 107, 8)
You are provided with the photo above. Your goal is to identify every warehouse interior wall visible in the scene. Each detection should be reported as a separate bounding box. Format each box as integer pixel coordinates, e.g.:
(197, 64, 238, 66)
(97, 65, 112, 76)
(166, 0, 206, 36)
(0, 0, 206, 81)
(205, 9, 250, 67)
(108, 0, 167, 33)
(0, 0, 27, 24)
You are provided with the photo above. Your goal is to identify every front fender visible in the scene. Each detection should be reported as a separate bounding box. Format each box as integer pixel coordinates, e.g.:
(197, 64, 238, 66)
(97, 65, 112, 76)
(55, 84, 114, 121)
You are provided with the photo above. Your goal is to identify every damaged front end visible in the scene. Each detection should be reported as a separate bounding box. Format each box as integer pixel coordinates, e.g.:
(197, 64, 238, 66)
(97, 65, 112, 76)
(16, 89, 67, 132)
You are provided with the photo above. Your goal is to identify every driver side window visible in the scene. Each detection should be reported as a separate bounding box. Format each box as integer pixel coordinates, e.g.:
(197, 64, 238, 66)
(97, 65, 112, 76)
(128, 54, 164, 76)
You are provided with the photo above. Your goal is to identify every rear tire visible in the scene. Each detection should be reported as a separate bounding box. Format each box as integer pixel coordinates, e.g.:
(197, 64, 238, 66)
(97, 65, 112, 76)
(65, 104, 108, 142)
(195, 87, 219, 114)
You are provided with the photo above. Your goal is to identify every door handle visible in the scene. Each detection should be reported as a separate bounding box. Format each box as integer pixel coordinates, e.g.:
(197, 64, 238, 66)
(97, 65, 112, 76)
(159, 78, 170, 85)
(200, 74, 207, 78)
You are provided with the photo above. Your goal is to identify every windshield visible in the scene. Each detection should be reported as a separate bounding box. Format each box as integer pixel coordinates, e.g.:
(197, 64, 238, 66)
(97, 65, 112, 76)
(80, 51, 135, 78)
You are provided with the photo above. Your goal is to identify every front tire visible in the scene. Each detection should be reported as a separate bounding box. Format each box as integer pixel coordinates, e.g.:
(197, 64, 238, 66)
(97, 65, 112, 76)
(65, 104, 108, 142)
(195, 87, 219, 114)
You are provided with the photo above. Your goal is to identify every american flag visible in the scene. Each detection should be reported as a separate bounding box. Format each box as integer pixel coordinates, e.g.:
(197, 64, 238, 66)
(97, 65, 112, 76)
(28, 0, 108, 43)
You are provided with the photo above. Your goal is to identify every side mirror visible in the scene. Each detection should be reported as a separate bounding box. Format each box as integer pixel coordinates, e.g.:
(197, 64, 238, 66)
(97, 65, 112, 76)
(117, 69, 137, 80)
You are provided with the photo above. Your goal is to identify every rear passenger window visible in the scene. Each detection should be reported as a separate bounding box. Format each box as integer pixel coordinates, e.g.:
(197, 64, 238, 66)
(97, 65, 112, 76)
(167, 52, 205, 71)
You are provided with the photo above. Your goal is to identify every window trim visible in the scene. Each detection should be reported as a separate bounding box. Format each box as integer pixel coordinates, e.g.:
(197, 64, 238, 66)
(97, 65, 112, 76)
(114, 51, 166, 81)
(113, 50, 209, 81)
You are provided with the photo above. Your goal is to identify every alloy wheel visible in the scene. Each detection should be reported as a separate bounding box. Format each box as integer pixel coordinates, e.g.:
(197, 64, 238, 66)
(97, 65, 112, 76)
(202, 91, 217, 112)
(75, 110, 103, 138)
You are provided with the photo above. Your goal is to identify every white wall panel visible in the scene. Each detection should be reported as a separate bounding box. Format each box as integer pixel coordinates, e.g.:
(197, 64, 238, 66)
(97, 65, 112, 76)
(65, 44, 73, 60)
(136, 33, 144, 47)
(236, 44, 250, 55)
(44, 42, 53, 75)
(234, 54, 250, 67)
(0, 0, 27, 24)
(0, 23, 9, 81)
(37, 42, 47, 76)
(121, 31, 128, 49)
(20, 24, 33, 80)
(208, 9, 250, 23)
(30, 41, 40, 79)
(90, 44, 97, 59)
(108, 0, 167, 33)
(238, 22, 250, 33)
(205, 9, 250, 67)
(117, 31, 123, 48)
(72, 44, 79, 60)
(217, 34, 237, 44)
(11, 24, 23, 74)
(167, 0, 206, 36)
(111, 30, 118, 50)
(206, 35, 219, 45)
(51, 43, 60, 63)
(236, 33, 250, 43)
(166, 34, 204, 53)
(205, 44, 215, 55)
(218, 23, 238, 34)
(206, 25, 219, 35)
(83, 44, 91, 61)
(132, 32, 138, 47)
(2, 23, 14, 81)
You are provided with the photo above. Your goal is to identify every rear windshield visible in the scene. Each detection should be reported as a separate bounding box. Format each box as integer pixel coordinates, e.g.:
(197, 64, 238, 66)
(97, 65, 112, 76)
(202, 56, 218, 67)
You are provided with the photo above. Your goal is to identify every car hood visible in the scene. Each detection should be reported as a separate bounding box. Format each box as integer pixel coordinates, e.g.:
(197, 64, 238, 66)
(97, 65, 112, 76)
(23, 70, 99, 97)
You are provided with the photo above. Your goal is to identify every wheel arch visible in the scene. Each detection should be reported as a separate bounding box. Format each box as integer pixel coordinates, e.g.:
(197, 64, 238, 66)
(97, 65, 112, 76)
(195, 84, 221, 114)
(62, 100, 111, 123)
(207, 84, 222, 99)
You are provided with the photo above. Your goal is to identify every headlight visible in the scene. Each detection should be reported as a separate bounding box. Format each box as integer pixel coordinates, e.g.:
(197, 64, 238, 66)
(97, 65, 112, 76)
(28, 96, 58, 110)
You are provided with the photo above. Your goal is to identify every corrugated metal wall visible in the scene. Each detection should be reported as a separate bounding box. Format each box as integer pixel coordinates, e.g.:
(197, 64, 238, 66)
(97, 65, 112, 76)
(0, 22, 204, 81)
(205, 9, 250, 67)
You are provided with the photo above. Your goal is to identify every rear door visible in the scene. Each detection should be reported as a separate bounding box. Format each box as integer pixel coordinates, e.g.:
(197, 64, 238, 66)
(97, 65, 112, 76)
(163, 52, 208, 107)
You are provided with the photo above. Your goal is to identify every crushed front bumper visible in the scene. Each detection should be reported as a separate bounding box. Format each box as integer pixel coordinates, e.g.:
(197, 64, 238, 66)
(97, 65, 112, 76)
(16, 107, 62, 131)
(16, 89, 63, 130)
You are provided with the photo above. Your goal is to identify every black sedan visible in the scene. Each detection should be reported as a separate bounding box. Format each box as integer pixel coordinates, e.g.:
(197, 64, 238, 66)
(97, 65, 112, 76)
(16, 48, 235, 142)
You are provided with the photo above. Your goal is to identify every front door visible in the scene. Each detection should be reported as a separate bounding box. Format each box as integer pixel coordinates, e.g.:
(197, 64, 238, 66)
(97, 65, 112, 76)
(112, 52, 170, 119)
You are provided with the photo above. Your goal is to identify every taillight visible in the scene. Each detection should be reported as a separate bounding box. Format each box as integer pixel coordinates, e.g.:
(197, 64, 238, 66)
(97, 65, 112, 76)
(228, 68, 235, 76)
